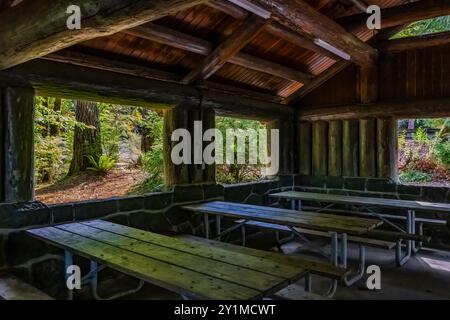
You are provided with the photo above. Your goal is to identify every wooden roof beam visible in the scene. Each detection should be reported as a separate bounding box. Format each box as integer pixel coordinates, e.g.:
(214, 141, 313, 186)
(0, 0, 206, 70)
(124, 23, 314, 84)
(377, 31, 450, 52)
(248, 0, 378, 67)
(206, 0, 342, 60)
(182, 14, 268, 84)
(339, 0, 450, 33)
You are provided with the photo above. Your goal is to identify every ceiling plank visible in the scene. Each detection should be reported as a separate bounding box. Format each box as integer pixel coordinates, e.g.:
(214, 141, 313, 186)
(0, 0, 206, 70)
(339, 0, 450, 33)
(377, 31, 450, 52)
(207, 0, 249, 20)
(181, 14, 268, 84)
(283, 60, 350, 104)
(248, 0, 378, 67)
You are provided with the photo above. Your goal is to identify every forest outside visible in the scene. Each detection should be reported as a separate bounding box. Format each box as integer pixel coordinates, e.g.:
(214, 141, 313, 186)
(398, 119, 450, 187)
(34, 98, 266, 204)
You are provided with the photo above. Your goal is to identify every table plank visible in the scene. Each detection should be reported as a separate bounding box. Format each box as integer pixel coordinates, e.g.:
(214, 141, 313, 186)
(270, 191, 450, 213)
(27, 227, 262, 300)
(183, 201, 381, 235)
(81, 220, 306, 281)
(57, 223, 287, 293)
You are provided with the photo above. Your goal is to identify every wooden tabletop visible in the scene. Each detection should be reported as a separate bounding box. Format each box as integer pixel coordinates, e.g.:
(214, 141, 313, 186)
(27, 220, 308, 300)
(270, 191, 450, 213)
(182, 201, 382, 235)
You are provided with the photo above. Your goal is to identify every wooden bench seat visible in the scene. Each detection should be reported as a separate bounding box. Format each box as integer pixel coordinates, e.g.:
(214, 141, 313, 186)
(240, 220, 397, 250)
(178, 234, 349, 280)
(0, 276, 53, 300)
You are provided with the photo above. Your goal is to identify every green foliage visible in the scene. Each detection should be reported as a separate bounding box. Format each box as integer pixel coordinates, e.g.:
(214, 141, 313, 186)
(399, 170, 432, 183)
(215, 117, 265, 184)
(433, 140, 450, 166)
(393, 15, 450, 39)
(86, 154, 117, 174)
(415, 127, 428, 142)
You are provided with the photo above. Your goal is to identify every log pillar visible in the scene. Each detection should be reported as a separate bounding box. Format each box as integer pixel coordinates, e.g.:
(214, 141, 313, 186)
(359, 118, 376, 177)
(328, 120, 342, 177)
(298, 121, 312, 175)
(359, 65, 378, 104)
(267, 116, 295, 175)
(1, 86, 35, 202)
(342, 119, 359, 177)
(312, 121, 328, 176)
(377, 117, 398, 180)
(163, 105, 215, 186)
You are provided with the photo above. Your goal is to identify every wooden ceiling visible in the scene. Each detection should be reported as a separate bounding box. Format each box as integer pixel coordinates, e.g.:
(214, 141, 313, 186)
(3, 0, 450, 108)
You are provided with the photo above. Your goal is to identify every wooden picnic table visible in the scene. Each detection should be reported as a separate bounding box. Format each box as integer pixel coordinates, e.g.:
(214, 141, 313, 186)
(270, 191, 450, 213)
(182, 201, 382, 289)
(27, 220, 316, 300)
(270, 191, 446, 266)
(182, 201, 382, 236)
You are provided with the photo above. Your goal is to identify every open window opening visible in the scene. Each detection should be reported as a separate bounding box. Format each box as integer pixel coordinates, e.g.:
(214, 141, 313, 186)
(392, 15, 450, 39)
(34, 97, 164, 205)
(215, 116, 268, 185)
(398, 118, 450, 186)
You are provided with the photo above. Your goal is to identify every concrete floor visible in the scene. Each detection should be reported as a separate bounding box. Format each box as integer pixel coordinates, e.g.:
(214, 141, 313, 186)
(80, 236, 450, 300)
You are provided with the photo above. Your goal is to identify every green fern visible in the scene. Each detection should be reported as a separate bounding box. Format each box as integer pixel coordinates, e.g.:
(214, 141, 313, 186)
(87, 154, 116, 174)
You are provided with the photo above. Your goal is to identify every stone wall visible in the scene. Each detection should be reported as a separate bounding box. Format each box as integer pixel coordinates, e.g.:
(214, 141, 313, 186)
(0, 180, 287, 297)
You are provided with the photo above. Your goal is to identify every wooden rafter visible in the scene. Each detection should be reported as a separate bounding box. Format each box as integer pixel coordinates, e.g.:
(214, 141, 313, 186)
(377, 31, 450, 52)
(339, 0, 450, 33)
(206, 0, 342, 60)
(248, 0, 378, 67)
(0, 0, 206, 70)
(124, 22, 314, 84)
(182, 14, 268, 84)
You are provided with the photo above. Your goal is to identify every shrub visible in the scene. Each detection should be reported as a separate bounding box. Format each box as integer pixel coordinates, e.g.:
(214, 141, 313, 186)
(433, 140, 450, 166)
(399, 170, 432, 183)
(87, 154, 116, 174)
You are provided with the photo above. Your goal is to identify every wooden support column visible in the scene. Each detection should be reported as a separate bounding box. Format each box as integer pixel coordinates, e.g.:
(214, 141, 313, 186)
(188, 107, 216, 183)
(359, 66, 378, 104)
(267, 116, 294, 175)
(312, 121, 328, 176)
(328, 120, 342, 177)
(342, 119, 359, 177)
(377, 117, 398, 180)
(163, 106, 216, 186)
(298, 121, 312, 175)
(359, 118, 376, 178)
(163, 107, 190, 186)
(2, 86, 35, 202)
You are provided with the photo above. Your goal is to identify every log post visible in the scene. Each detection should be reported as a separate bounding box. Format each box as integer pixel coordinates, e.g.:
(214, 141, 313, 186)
(328, 120, 342, 177)
(377, 117, 398, 179)
(163, 107, 190, 186)
(342, 119, 359, 177)
(359, 66, 378, 104)
(298, 121, 312, 175)
(2, 86, 35, 202)
(359, 118, 376, 177)
(312, 121, 328, 176)
(267, 116, 294, 175)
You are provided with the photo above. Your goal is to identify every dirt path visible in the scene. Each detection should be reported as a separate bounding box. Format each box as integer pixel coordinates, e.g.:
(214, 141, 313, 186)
(36, 169, 148, 205)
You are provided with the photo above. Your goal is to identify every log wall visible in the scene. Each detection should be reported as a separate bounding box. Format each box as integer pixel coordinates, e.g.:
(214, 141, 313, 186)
(297, 117, 397, 179)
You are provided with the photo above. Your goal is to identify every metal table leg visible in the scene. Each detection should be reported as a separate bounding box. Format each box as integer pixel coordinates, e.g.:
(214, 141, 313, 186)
(216, 215, 221, 241)
(64, 250, 74, 300)
(396, 210, 413, 266)
(204, 213, 210, 239)
(339, 234, 366, 287)
(325, 232, 339, 298)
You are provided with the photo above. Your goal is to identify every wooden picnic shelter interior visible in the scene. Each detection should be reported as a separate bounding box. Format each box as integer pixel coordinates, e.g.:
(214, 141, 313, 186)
(1, 0, 450, 300)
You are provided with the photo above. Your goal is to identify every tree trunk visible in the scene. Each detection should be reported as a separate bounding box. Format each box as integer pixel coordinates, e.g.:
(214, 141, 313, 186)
(140, 108, 154, 153)
(49, 98, 62, 136)
(68, 100, 101, 175)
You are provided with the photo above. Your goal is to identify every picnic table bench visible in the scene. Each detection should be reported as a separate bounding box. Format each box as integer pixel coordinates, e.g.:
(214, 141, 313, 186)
(270, 191, 438, 265)
(182, 201, 382, 289)
(27, 220, 347, 300)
